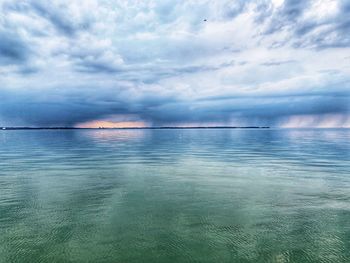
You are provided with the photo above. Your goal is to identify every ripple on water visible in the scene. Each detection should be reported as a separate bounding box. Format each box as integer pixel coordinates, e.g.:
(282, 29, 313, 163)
(0, 129, 349, 262)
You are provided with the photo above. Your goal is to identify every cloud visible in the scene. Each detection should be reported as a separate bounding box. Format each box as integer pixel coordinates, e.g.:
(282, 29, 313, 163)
(0, 30, 31, 65)
(260, 59, 296, 66)
(0, 0, 349, 127)
(261, 0, 350, 49)
(3, 0, 95, 36)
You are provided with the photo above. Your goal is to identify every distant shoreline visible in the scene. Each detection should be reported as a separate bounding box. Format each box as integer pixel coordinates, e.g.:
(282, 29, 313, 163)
(1, 126, 270, 130)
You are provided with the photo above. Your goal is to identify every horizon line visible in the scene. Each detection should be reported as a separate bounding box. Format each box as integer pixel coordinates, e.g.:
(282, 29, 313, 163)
(1, 126, 350, 130)
(1, 126, 271, 130)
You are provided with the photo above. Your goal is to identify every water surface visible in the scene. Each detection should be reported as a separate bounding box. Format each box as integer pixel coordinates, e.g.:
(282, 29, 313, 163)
(0, 129, 349, 262)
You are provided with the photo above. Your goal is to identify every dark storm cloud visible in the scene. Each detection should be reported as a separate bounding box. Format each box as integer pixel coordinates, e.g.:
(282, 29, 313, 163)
(263, 0, 311, 34)
(281, 0, 309, 19)
(0, 84, 183, 126)
(0, 87, 128, 126)
(4, 0, 93, 37)
(0, 30, 31, 65)
(0, 81, 348, 126)
(30, 2, 78, 36)
(124, 94, 350, 126)
(263, 0, 350, 49)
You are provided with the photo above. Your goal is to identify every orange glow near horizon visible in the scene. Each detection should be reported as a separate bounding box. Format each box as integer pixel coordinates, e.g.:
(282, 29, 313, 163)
(76, 120, 148, 128)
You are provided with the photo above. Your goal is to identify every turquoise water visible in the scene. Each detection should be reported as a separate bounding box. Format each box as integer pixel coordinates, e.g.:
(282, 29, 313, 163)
(0, 129, 349, 263)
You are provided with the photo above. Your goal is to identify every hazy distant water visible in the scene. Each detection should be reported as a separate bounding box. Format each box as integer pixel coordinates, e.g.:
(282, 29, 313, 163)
(0, 129, 349, 263)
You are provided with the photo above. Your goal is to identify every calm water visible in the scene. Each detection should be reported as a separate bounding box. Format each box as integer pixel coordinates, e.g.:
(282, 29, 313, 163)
(0, 129, 349, 263)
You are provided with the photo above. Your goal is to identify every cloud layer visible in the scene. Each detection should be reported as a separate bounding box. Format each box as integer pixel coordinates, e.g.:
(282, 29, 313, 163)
(0, 0, 349, 127)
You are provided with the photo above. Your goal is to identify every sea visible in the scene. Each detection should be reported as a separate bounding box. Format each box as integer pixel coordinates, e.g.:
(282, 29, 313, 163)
(0, 128, 349, 262)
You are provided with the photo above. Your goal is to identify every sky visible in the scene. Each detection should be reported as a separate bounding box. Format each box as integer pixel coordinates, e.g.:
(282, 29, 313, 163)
(0, 0, 349, 128)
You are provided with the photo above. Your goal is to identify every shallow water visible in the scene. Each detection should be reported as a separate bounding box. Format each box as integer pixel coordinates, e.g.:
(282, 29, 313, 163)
(0, 129, 349, 263)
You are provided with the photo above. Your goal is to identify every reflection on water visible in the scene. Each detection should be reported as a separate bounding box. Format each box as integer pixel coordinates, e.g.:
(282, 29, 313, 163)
(0, 129, 349, 263)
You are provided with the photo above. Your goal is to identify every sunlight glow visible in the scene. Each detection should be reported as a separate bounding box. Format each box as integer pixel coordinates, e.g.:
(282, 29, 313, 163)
(76, 120, 148, 128)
